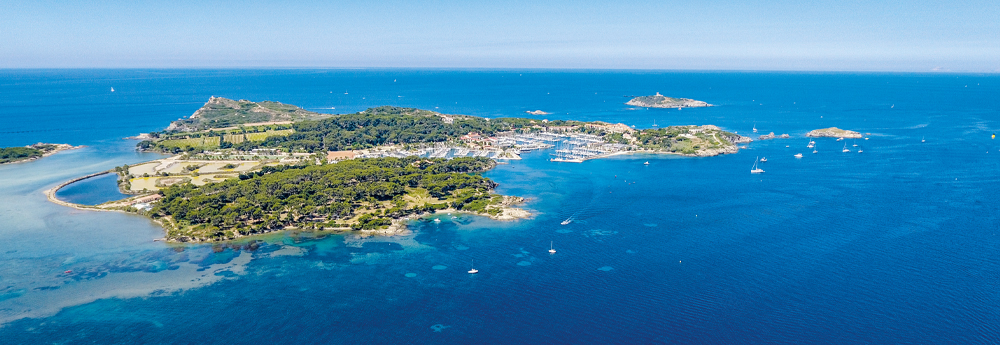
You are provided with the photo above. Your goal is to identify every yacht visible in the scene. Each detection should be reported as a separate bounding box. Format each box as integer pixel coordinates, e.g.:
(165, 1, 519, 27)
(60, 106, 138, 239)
(549, 241, 556, 254)
(760, 157, 767, 162)
(644, 161, 649, 165)
(110, 87, 115, 92)
(794, 153, 803, 158)
(561, 218, 572, 225)
(807, 140, 815, 149)
(434, 218, 441, 223)
(752, 123, 758, 133)
(922, 137, 926, 143)
(751, 157, 765, 174)
(836, 137, 844, 141)
(858, 149, 863, 153)
(468, 260, 478, 274)
(813, 149, 818, 154)
(842, 143, 850, 153)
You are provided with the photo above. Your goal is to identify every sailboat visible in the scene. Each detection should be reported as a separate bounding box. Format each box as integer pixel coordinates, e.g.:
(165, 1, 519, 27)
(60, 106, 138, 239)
(549, 241, 556, 254)
(652, 120, 658, 128)
(760, 157, 767, 162)
(752, 123, 758, 133)
(110, 87, 115, 92)
(842, 143, 850, 153)
(468, 260, 478, 274)
(807, 139, 815, 148)
(921, 137, 926, 143)
(751, 157, 764, 174)
(852, 140, 858, 147)
(644, 161, 649, 165)
(561, 218, 572, 225)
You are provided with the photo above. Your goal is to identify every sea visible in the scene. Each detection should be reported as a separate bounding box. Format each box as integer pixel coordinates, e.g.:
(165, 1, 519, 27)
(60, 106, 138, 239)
(1, 69, 998, 344)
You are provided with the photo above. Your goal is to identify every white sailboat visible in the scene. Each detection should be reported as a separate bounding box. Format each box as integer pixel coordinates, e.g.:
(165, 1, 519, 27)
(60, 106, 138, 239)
(468, 260, 478, 274)
(110, 87, 115, 92)
(807, 139, 815, 149)
(921, 137, 926, 143)
(752, 123, 758, 133)
(560, 218, 572, 225)
(760, 157, 767, 162)
(852, 140, 858, 147)
(751, 157, 764, 174)
(842, 143, 850, 153)
(549, 241, 556, 254)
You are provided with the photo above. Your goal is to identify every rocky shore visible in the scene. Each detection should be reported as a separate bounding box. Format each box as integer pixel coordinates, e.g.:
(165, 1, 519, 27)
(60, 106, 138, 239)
(806, 127, 863, 138)
(626, 92, 712, 108)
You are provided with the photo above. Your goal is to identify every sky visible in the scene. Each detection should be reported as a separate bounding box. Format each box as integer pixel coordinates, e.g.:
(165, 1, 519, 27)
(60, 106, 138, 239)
(1, 0, 998, 72)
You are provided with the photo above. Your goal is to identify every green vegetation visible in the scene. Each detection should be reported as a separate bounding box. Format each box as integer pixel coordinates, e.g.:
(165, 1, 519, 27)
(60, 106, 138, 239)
(155, 136, 221, 152)
(166, 97, 332, 132)
(633, 126, 741, 154)
(0, 147, 43, 164)
(141, 103, 565, 154)
(149, 156, 506, 241)
(0, 144, 74, 164)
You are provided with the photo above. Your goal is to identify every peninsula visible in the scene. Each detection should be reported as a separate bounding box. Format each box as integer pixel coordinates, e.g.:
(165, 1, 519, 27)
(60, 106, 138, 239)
(626, 93, 712, 108)
(0, 143, 79, 164)
(50, 97, 748, 242)
(806, 127, 862, 138)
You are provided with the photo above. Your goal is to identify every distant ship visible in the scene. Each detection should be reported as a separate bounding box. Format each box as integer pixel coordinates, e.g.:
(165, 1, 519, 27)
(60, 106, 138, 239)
(842, 143, 850, 153)
(760, 157, 767, 162)
(794, 153, 803, 158)
(561, 219, 572, 225)
(110, 87, 115, 92)
(468, 260, 478, 274)
(549, 241, 556, 254)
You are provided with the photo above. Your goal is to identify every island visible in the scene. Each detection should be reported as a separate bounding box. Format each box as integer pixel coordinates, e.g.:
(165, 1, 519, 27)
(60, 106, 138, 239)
(626, 92, 712, 108)
(48, 97, 749, 242)
(1, 143, 80, 164)
(806, 127, 862, 138)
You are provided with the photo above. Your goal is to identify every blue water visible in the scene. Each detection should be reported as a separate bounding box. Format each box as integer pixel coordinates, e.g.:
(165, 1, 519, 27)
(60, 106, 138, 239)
(1, 70, 999, 344)
(53, 173, 130, 206)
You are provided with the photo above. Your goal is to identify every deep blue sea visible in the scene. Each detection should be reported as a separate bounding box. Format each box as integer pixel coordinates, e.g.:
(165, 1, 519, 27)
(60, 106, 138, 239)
(1, 69, 999, 344)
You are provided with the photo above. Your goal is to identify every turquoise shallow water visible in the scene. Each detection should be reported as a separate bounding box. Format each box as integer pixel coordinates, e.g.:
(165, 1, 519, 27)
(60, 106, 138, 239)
(1, 70, 999, 344)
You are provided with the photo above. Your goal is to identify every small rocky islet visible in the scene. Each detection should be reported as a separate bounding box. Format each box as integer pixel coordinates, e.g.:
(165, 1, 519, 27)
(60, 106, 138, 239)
(806, 127, 863, 138)
(626, 92, 712, 108)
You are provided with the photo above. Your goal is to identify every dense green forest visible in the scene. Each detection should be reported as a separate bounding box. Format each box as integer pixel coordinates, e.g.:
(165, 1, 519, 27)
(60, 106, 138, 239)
(141, 106, 580, 153)
(0, 147, 43, 163)
(150, 156, 506, 241)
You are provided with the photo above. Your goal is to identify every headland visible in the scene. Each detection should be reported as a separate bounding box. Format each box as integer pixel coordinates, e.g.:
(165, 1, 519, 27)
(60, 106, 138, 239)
(0, 143, 81, 164)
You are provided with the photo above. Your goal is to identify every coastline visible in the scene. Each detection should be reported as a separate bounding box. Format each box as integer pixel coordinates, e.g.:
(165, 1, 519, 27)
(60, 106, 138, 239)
(1, 144, 83, 165)
(45, 169, 532, 243)
(551, 148, 737, 163)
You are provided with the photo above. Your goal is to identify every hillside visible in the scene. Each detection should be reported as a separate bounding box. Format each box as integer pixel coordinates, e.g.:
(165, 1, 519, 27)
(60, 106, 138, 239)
(165, 97, 333, 132)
